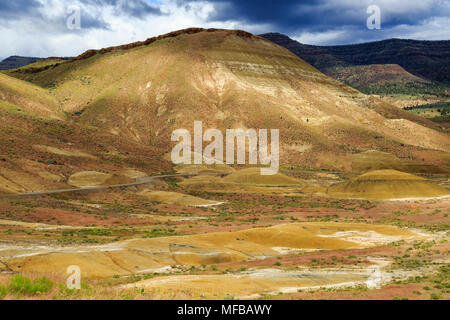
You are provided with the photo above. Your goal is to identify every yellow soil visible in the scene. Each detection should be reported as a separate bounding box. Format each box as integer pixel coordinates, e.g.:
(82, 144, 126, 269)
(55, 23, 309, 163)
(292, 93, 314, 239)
(222, 168, 304, 186)
(139, 190, 223, 207)
(0, 159, 70, 195)
(126, 269, 369, 299)
(180, 168, 304, 194)
(180, 175, 296, 194)
(33, 145, 97, 159)
(180, 175, 222, 186)
(0, 73, 62, 119)
(350, 150, 447, 173)
(175, 163, 235, 174)
(3, 222, 425, 278)
(327, 169, 450, 200)
(68, 171, 133, 187)
(0, 175, 22, 194)
(0, 167, 53, 193)
(68, 171, 111, 187)
(120, 168, 148, 178)
(18, 159, 64, 182)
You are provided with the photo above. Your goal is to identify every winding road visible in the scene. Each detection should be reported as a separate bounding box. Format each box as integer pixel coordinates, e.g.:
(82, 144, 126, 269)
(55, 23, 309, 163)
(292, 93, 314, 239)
(0, 172, 228, 199)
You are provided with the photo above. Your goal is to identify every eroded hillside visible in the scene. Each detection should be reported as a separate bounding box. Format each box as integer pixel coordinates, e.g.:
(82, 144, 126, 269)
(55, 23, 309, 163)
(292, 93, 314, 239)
(6, 28, 450, 172)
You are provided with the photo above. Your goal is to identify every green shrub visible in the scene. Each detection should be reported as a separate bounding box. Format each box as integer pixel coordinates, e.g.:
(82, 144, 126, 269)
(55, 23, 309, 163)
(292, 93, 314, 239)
(0, 284, 7, 299)
(8, 275, 32, 295)
(31, 276, 54, 294)
(430, 293, 440, 300)
(8, 275, 53, 295)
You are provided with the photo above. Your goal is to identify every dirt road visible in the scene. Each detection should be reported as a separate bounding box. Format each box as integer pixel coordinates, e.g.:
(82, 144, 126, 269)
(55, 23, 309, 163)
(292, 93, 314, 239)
(0, 172, 228, 199)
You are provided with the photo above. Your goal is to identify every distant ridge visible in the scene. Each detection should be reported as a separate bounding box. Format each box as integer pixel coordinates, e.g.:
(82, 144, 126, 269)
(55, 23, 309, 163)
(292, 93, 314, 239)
(260, 33, 450, 83)
(0, 56, 43, 70)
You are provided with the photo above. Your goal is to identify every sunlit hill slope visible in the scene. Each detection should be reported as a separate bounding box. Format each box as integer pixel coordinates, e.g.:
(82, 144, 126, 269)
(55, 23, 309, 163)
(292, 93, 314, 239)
(2, 28, 450, 179)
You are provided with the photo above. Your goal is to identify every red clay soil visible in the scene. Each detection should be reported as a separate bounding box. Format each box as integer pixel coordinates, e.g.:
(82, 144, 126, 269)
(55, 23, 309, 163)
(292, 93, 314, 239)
(220, 246, 400, 269)
(18, 208, 157, 227)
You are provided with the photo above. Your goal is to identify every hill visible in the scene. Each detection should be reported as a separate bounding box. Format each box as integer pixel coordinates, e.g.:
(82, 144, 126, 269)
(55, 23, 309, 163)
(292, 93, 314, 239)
(326, 64, 429, 88)
(0, 72, 62, 119)
(349, 150, 447, 173)
(327, 169, 449, 200)
(4, 28, 450, 174)
(0, 72, 170, 195)
(260, 33, 450, 100)
(0, 29, 448, 301)
(260, 34, 450, 82)
(0, 56, 43, 70)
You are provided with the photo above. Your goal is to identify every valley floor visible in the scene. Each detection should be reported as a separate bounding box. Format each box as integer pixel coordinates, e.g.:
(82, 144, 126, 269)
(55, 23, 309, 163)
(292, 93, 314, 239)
(0, 169, 448, 300)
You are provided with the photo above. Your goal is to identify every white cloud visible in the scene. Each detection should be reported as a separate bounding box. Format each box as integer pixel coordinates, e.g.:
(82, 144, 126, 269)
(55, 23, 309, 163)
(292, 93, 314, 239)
(293, 29, 349, 45)
(0, 0, 270, 58)
(0, 0, 449, 59)
(388, 16, 450, 40)
(292, 15, 450, 45)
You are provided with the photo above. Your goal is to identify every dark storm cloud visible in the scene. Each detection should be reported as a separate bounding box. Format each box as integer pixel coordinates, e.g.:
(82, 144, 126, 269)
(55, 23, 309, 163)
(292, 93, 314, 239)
(83, 0, 163, 19)
(0, 0, 163, 29)
(202, 0, 317, 29)
(0, 0, 448, 59)
(76, 0, 165, 30)
(1, 0, 448, 39)
(180, 0, 450, 40)
(196, 0, 443, 25)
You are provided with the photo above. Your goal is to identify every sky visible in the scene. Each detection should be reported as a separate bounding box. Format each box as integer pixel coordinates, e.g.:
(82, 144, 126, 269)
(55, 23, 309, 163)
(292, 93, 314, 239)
(0, 0, 449, 59)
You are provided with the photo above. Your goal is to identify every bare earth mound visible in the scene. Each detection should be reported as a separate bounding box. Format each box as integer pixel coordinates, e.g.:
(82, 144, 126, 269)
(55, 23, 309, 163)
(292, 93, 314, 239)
(350, 150, 447, 174)
(68, 171, 133, 188)
(175, 164, 235, 174)
(327, 169, 450, 200)
(139, 190, 223, 207)
(180, 169, 303, 194)
(2, 222, 425, 278)
(127, 269, 370, 300)
(179, 175, 249, 193)
(0, 166, 65, 195)
(222, 168, 303, 185)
